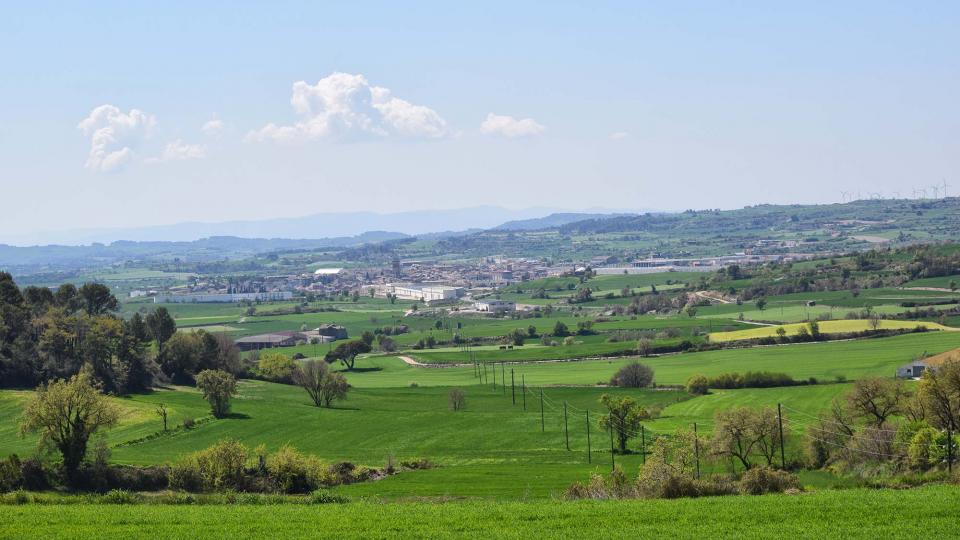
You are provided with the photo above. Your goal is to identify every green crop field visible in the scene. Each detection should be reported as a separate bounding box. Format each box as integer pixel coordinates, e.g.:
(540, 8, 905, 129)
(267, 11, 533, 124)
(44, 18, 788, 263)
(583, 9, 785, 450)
(3, 486, 959, 539)
(3, 330, 959, 499)
(708, 320, 956, 342)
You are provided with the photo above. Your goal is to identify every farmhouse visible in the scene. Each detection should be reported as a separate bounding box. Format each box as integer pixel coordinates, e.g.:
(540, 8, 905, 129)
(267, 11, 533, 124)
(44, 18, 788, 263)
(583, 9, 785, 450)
(235, 331, 306, 351)
(316, 324, 348, 340)
(895, 347, 960, 378)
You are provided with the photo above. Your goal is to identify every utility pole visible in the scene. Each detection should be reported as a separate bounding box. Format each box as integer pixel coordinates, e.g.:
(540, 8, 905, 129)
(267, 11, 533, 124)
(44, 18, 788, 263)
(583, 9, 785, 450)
(522, 375, 526, 411)
(564, 402, 569, 451)
(511, 369, 515, 405)
(586, 410, 592, 463)
(501, 363, 506, 395)
(777, 403, 786, 470)
(492, 362, 496, 389)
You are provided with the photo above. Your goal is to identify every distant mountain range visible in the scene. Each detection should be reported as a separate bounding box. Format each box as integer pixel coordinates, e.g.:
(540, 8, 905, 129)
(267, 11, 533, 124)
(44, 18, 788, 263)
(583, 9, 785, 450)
(0, 208, 639, 273)
(6, 206, 636, 246)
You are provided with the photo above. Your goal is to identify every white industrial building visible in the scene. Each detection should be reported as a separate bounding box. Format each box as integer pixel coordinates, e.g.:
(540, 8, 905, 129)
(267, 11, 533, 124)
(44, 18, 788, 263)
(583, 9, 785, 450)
(381, 283, 465, 303)
(473, 299, 516, 312)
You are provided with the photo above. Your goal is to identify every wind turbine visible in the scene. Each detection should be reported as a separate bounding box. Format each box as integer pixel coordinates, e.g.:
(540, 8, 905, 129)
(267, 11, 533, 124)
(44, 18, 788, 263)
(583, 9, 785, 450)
(930, 185, 941, 199)
(839, 191, 851, 203)
(942, 179, 950, 198)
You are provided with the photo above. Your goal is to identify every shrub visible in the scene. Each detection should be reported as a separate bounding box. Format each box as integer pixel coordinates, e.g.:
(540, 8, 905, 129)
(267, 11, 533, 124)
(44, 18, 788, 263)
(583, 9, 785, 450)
(310, 488, 350, 504)
(609, 362, 654, 388)
(183, 417, 196, 429)
(686, 374, 709, 395)
(100, 489, 143, 504)
(737, 466, 801, 495)
(0, 455, 23, 492)
(266, 445, 331, 493)
(18, 458, 49, 491)
(169, 439, 248, 492)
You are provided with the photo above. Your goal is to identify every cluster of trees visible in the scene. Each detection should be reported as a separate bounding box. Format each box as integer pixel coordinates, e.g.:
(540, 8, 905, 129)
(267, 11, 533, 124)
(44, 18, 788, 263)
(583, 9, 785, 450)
(686, 371, 804, 392)
(0, 273, 242, 392)
(807, 368, 960, 472)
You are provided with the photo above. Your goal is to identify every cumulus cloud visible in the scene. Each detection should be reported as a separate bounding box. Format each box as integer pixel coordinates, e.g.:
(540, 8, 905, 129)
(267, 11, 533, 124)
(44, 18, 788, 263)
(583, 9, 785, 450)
(247, 72, 448, 142)
(146, 140, 207, 163)
(202, 117, 224, 137)
(479, 113, 545, 138)
(77, 105, 156, 172)
(609, 131, 629, 140)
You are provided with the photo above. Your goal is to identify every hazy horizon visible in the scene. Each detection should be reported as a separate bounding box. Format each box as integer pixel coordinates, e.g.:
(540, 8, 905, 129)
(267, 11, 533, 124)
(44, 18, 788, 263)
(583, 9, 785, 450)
(2, 2, 957, 240)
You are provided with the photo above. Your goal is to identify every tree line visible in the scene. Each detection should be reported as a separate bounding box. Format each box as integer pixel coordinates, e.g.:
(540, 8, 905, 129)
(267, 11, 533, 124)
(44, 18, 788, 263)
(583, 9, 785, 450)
(0, 272, 241, 392)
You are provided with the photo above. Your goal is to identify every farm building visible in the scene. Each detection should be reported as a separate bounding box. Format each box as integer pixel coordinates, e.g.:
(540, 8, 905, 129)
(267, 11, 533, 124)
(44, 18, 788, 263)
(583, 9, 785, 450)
(235, 331, 306, 351)
(473, 299, 516, 312)
(316, 324, 348, 340)
(895, 347, 960, 378)
(381, 283, 465, 303)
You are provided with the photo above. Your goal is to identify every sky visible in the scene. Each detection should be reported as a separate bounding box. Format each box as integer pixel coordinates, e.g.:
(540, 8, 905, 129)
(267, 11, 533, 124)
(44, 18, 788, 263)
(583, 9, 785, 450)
(1, 1, 958, 243)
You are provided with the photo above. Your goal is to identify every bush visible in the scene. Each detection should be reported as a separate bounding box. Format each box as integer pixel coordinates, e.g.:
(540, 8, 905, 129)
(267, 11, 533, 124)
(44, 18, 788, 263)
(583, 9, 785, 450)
(686, 374, 709, 395)
(309, 488, 350, 504)
(18, 458, 48, 491)
(0, 455, 23, 492)
(100, 489, 143, 504)
(182, 417, 196, 429)
(266, 445, 332, 493)
(609, 362, 655, 388)
(169, 439, 248, 492)
(737, 466, 801, 495)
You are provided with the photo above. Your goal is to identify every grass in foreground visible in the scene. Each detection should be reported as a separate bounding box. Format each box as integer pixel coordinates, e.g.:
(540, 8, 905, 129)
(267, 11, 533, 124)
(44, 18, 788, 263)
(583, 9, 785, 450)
(2, 485, 959, 539)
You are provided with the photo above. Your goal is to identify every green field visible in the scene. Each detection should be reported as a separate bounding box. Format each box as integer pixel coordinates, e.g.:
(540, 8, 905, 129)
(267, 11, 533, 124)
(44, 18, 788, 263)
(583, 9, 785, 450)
(3, 486, 959, 539)
(708, 320, 956, 342)
(4, 330, 959, 499)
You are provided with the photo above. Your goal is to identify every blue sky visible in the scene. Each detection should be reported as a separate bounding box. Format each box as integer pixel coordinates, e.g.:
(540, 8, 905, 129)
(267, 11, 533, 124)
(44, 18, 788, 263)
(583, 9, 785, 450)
(1, 1, 958, 242)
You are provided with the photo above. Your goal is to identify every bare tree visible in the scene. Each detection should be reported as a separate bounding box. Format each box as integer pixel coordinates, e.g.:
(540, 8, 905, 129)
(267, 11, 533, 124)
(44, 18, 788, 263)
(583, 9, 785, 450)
(846, 377, 908, 427)
(449, 388, 466, 411)
(156, 403, 169, 431)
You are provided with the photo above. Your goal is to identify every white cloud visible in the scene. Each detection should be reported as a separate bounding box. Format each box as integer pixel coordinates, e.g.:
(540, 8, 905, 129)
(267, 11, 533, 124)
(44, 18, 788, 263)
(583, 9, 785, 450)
(480, 113, 545, 138)
(609, 131, 629, 140)
(146, 140, 207, 163)
(202, 117, 224, 137)
(247, 72, 448, 142)
(77, 105, 156, 172)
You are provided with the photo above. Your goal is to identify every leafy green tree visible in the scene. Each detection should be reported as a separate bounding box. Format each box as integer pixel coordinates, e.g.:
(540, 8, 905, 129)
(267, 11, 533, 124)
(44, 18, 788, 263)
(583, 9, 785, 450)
(552, 321, 570, 337)
(257, 352, 296, 382)
(78, 283, 118, 316)
(195, 369, 237, 418)
(599, 394, 650, 453)
(19, 370, 120, 478)
(755, 297, 767, 311)
(145, 307, 176, 353)
(324, 340, 372, 370)
(917, 360, 960, 431)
